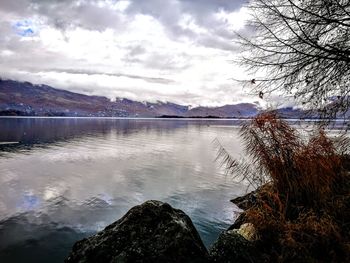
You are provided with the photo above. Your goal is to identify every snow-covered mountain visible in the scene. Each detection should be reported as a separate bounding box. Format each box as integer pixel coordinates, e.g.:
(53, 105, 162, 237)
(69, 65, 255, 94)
(0, 79, 288, 118)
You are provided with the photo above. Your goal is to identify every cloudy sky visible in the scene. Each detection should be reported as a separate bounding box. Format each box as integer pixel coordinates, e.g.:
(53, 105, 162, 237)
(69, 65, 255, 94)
(0, 0, 259, 106)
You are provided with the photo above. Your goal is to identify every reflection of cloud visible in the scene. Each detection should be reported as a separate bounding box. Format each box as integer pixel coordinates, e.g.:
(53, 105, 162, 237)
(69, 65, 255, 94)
(0, 214, 91, 263)
(0, 200, 6, 214)
(97, 193, 113, 205)
(0, 120, 247, 253)
(20, 191, 40, 210)
(43, 186, 63, 201)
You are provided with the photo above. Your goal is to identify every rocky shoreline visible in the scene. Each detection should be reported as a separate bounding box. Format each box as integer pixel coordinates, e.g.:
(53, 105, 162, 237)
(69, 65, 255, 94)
(65, 197, 259, 263)
(65, 169, 350, 263)
(64, 116, 350, 263)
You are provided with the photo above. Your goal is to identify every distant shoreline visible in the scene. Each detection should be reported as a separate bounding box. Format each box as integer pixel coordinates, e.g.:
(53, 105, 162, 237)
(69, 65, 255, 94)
(0, 115, 249, 121)
(0, 115, 348, 122)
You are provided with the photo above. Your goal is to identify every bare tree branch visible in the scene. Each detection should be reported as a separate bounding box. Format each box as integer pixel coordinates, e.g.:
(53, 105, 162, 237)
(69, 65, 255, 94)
(238, 0, 350, 118)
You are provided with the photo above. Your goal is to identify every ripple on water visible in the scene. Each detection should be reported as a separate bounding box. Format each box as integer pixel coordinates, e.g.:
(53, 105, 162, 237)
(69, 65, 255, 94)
(0, 118, 246, 262)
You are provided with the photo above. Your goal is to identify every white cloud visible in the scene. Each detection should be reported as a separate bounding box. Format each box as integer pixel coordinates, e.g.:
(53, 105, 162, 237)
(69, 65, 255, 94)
(215, 6, 249, 31)
(0, 0, 256, 106)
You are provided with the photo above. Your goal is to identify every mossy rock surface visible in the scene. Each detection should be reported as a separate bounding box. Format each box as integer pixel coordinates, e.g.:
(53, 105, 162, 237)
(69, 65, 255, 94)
(209, 230, 260, 263)
(65, 200, 209, 263)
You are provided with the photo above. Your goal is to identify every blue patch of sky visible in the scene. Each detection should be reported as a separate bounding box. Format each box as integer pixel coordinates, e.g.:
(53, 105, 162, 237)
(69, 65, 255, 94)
(13, 19, 38, 37)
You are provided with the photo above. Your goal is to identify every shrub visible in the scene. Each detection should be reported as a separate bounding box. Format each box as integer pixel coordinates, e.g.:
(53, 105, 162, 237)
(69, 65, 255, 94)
(217, 112, 350, 262)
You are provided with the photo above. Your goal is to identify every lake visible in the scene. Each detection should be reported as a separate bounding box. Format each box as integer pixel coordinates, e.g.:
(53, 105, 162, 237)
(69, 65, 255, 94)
(0, 117, 248, 263)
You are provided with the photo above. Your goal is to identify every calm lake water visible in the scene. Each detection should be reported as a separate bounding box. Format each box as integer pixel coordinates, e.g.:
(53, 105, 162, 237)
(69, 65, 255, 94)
(0, 117, 248, 263)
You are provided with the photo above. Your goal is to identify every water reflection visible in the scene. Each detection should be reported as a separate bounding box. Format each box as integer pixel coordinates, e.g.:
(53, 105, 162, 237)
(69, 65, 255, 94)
(0, 212, 91, 263)
(0, 117, 245, 263)
(0, 117, 244, 145)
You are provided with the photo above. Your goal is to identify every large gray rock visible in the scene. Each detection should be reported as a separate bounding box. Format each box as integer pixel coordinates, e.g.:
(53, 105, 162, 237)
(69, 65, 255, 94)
(230, 187, 261, 211)
(65, 200, 208, 263)
(209, 230, 258, 263)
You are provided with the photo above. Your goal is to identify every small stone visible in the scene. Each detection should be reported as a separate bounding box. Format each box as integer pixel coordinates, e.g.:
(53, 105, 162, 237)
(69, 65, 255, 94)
(236, 223, 256, 241)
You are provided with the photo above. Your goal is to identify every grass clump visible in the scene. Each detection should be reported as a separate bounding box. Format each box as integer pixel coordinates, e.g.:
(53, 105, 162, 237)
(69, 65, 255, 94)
(218, 112, 350, 262)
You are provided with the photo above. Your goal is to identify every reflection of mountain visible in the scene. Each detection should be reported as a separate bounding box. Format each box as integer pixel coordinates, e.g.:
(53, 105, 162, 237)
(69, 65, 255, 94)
(0, 79, 260, 118)
(0, 118, 239, 150)
(0, 216, 89, 263)
(185, 103, 258, 118)
(0, 194, 132, 263)
(0, 205, 100, 263)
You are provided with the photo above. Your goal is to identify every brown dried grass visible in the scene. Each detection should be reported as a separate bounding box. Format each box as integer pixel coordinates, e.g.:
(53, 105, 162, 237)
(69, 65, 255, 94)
(217, 112, 350, 262)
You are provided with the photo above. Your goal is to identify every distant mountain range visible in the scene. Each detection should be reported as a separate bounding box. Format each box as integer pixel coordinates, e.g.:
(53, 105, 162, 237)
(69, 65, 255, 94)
(0, 79, 305, 118)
